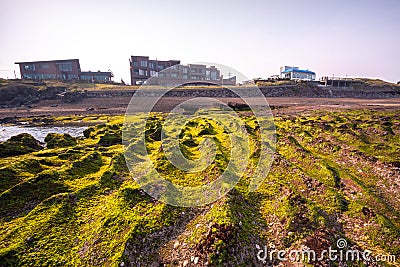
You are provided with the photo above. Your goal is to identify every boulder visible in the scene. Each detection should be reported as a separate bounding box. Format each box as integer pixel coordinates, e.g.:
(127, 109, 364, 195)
(0, 133, 42, 157)
(44, 133, 77, 149)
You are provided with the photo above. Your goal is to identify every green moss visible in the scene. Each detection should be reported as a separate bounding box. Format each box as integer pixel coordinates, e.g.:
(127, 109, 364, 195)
(0, 133, 42, 157)
(68, 152, 103, 177)
(45, 133, 77, 149)
(98, 131, 122, 146)
(0, 167, 19, 193)
(0, 111, 399, 266)
(83, 127, 95, 138)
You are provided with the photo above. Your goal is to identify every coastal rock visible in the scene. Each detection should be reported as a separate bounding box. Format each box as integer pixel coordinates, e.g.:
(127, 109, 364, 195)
(0, 133, 42, 157)
(61, 91, 87, 103)
(0, 83, 66, 107)
(44, 133, 77, 149)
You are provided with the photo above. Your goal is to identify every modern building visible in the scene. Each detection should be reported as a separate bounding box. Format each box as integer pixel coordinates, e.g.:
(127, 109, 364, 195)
(319, 76, 363, 87)
(130, 56, 180, 85)
(148, 63, 236, 86)
(78, 71, 113, 83)
(129, 56, 236, 86)
(16, 59, 81, 80)
(280, 66, 316, 81)
(15, 59, 113, 83)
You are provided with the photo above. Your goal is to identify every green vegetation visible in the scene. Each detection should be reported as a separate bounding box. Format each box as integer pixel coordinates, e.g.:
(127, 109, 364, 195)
(0, 110, 399, 266)
(255, 79, 296, 87)
(44, 133, 77, 149)
(0, 133, 42, 158)
(353, 78, 400, 87)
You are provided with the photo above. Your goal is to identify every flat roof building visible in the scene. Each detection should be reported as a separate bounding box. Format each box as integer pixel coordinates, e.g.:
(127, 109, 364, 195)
(79, 71, 113, 83)
(130, 56, 180, 85)
(15, 59, 113, 83)
(147, 63, 236, 86)
(16, 59, 81, 80)
(280, 66, 316, 81)
(130, 56, 236, 86)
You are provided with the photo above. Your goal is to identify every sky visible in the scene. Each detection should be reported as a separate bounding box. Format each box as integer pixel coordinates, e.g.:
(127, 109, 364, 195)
(0, 0, 399, 84)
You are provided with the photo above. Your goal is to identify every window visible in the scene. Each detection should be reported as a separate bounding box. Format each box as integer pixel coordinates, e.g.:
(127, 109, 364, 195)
(57, 62, 73, 71)
(206, 70, 211, 80)
(150, 70, 158, 77)
(133, 61, 138, 67)
(183, 74, 188, 79)
(157, 65, 164, 70)
(93, 75, 108, 81)
(139, 69, 147, 76)
(171, 73, 177, 78)
(149, 62, 155, 69)
(57, 74, 67, 79)
(80, 75, 92, 81)
(140, 61, 148, 67)
(24, 64, 35, 71)
(40, 64, 49, 69)
(211, 72, 217, 80)
(183, 68, 188, 74)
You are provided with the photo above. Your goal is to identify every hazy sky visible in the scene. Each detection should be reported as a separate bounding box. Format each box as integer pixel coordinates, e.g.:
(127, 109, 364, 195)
(1, 0, 399, 83)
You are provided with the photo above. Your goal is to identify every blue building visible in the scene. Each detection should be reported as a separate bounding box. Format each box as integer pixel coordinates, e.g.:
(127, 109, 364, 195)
(280, 66, 316, 81)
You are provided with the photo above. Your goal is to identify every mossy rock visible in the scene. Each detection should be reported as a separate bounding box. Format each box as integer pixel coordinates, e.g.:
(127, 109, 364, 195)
(0, 133, 42, 158)
(44, 133, 77, 149)
(98, 131, 122, 146)
(0, 167, 19, 193)
(58, 149, 83, 160)
(15, 158, 44, 174)
(0, 111, 399, 265)
(69, 152, 103, 177)
(0, 170, 66, 219)
(83, 127, 95, 138)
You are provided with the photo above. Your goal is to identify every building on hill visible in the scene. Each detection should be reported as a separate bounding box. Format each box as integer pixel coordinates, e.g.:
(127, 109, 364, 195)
(280, 66, 316, 81)
(147, 63, 236, 86)
(15, 59, 113, 83)
(129, 56, 236, 86)
(78, 71, 113, 83)
(16, 59, 81, 80)
(130, 56, 180, 85)
(319, 76, 363, 87)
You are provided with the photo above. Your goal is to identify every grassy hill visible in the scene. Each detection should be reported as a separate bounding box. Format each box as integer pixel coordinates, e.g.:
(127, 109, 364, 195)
(0, 110, 399, 266)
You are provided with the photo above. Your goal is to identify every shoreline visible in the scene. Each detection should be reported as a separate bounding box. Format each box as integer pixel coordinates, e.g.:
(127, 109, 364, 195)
(1, 97, 400, 120)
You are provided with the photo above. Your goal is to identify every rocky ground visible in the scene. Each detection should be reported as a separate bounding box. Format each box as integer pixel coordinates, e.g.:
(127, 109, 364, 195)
(0, 109, 399, 266)
(0, 80, 399, 266)
(1, 96, 400, 120)
(0, 79, 399, 119)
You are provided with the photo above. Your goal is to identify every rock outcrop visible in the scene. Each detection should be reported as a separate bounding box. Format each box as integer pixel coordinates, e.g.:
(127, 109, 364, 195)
(0, 133, 42, 157)
(0, 83, 66, 108)
(44, 133, 77, 149)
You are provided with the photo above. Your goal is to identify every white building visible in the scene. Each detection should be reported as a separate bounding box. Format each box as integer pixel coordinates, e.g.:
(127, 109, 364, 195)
(280, 66, 316, 81)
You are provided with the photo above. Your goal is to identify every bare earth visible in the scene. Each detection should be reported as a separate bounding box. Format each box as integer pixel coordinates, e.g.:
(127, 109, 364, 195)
(1, 97, 400, 118)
